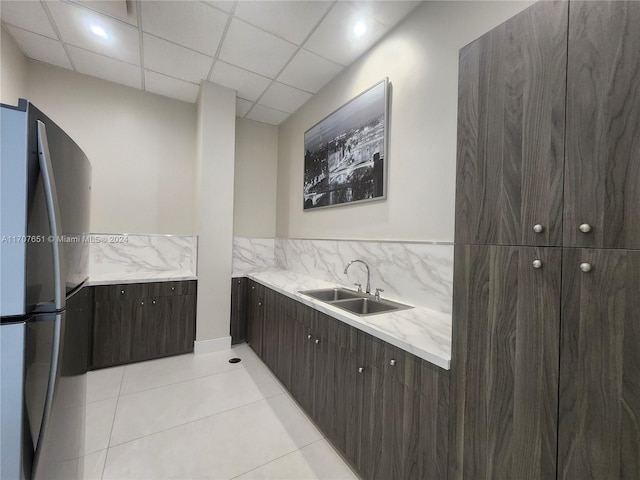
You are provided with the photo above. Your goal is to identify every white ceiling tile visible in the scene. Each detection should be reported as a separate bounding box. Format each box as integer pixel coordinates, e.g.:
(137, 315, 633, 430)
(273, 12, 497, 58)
(210, 61, 270, 102)
(141, 1, 228, 56)
(219, 19, 297, 78)
(5, 25, 72, 70)
(68, 45, 142, 89)
(234, 1, 331, 45)
(70, 0, 138, 26)
(246, 104, 289, 126)
(259, 82, 313, 114)
(202, 1, 236, 14)
(278, 49, 343, 93)
(1, 1, 57, 39)
(236, 97, 253, 117)
(143, 34, 213, 84)
(304, 2, 388, 66)
(144, 70, 199, 104)
(47, 0, 140, 65)
(349, 1, 420, 28)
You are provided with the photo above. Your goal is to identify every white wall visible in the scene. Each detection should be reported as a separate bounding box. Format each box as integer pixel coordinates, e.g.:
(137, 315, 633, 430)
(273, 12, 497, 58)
(22, 60, 197, 234)
(233, 117, 278, 238)
(194, 80, 236, 350)
(0, 26, 27, 105)
(276, 1, 535, 242)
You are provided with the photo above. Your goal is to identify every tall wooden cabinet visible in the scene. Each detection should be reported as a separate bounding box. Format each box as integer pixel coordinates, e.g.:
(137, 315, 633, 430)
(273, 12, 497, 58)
(453, 1, 640, 479)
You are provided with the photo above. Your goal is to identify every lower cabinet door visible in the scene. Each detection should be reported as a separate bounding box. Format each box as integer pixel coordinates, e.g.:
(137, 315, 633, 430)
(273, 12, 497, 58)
(247, 281, 264, 357)
(451, 244, 562, 479)
(558, 248, 640, 479)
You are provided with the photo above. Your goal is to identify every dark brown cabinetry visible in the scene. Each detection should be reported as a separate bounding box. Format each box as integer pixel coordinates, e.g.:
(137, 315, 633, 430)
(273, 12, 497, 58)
(230, 277, 247, 345)
(451, 245, 562, 479)
(91, 281, 196, 369)
(453, 1, 640, 479)
(564, 2, 640, 249)
(246, 280, 265, 357)
(558, 248, 640, 478)
(455, 0, 568, 247)
(243, 283, 449, 480)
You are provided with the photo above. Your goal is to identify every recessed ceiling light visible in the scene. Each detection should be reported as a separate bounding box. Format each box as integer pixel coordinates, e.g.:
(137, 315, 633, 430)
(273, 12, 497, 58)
(353, 20, 367, 37)
(90, 24, 108, 40)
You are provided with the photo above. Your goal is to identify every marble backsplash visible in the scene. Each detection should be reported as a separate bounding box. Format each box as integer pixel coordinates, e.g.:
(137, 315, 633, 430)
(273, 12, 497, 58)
(89, 234, 198, 281)
(233, 236, 453, 313)
(232, 237, 278, 276)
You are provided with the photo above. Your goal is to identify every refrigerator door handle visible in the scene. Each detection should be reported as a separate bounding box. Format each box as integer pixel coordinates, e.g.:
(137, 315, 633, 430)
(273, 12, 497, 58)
(36, 120, 65, 311)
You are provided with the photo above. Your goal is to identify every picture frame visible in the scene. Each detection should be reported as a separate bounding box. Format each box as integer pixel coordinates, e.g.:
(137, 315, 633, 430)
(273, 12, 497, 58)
(303, 78, 389, 210)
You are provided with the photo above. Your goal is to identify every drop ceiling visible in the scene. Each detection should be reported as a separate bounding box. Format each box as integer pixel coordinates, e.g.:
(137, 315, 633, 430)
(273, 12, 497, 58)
(1, 0, 421, 125)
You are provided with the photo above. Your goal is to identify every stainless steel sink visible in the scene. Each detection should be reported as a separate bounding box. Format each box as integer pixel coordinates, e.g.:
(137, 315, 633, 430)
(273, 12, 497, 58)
(299, 288, 364, 301)
(299, 288, 412, 316)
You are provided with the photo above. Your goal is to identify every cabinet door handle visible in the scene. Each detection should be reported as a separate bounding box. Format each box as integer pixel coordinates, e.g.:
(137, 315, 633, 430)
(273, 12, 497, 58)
(579, 223, 592, 233)
(252, 286, 255, 290)
(579, 262, 592, 273)
(258, 302, 262, 306)
(152, 300, 156, 305)
(307, 334, 312, 340)
(140, 301, 144, 305)
(315, 339, 320, 345)
(121, 290, 125, 294)
(357, 367, 364, 373)
(533, 224, 544, 233)
(389, 359, 396, 366)
(532, 259, 543, 269)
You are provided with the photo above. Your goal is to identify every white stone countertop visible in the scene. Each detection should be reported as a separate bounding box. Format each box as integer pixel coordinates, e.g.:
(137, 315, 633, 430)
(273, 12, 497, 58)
(87, 271, 197, 286)
(247, 269, 452, 370)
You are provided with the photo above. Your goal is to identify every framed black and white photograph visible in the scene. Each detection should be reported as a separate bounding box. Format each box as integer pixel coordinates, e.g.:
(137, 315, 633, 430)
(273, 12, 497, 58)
(303, 78, 388, 210)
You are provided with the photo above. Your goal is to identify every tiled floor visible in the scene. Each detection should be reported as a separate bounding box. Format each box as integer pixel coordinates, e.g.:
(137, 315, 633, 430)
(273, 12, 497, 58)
(82, 343, 359, 480)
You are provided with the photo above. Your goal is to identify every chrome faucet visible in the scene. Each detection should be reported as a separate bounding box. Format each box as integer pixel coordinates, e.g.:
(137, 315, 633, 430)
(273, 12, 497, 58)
(344, 259, 371, 294)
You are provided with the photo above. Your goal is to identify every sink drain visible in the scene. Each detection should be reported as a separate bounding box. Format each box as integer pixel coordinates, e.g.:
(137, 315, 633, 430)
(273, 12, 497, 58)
(228, 358, 241, 364)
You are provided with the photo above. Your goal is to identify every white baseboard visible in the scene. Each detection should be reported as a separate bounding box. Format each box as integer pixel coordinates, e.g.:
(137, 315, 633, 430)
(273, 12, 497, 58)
(193, 336, 232, 355)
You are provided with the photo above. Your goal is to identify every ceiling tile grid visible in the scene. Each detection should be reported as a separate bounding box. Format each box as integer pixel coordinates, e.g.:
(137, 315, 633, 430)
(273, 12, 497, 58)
(1, 0, 422, 125)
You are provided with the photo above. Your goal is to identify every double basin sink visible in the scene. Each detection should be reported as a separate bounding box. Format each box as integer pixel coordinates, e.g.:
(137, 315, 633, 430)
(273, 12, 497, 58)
(299, 287, 412, 317)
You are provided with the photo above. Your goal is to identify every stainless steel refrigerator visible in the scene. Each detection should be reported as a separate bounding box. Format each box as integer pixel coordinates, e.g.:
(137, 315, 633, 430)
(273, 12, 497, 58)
(1, 99, 92, 479)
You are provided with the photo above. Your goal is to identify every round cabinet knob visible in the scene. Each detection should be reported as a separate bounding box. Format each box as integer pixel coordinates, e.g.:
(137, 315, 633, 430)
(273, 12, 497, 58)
(258, 302, 262, 306)
(307, 334, 312, 340)
(533, 224, 544, 233)
(121, 290, 125, 294)
(140, 301, 144, 305)
(252, 286, 255, 290)
(357, 367, 364, 373)
(237, 280, 241, 284)
(152, 300, 156, 305)
(171, 286, 175, 291)
(315, 339, 320, 345)
(532, 259, 543, 269)
(580, 262, 592, 273)
(579, 223, 592, 233)
(389, 359, 397, 366)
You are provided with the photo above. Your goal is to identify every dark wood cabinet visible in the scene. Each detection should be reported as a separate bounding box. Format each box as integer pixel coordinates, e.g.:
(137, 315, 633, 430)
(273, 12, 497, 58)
(230, 277, 247, 345)
(453, 2, 640, 478)
(563, 2, 640, 249)
(246, 280, 265, 357)
(91, 281, 196, 369)
(455, 0, 568, 247)
(450, 245, 562, 479)
(558, 248, 640, 479)
(242, 281, 450, 480)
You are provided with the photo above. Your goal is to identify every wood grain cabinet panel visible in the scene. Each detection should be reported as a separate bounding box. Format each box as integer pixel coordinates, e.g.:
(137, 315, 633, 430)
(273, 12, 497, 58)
(246, 280, 265, 357)
(455, 0, 568, 246)
(450, 244, 562, 480)
(564, 2, 640, 249)
(91, 281, 196, 369)
(558, 248, 640, 479)
(230, 278, 247, 345)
